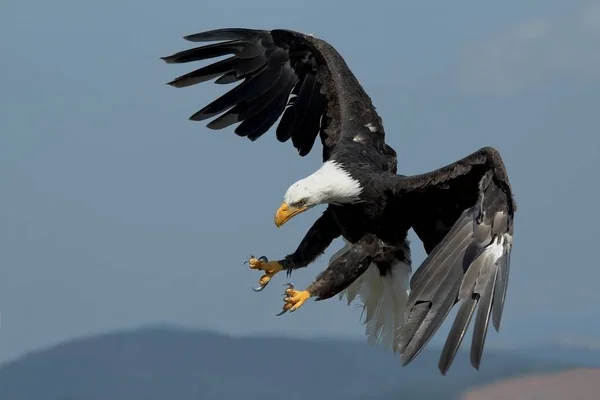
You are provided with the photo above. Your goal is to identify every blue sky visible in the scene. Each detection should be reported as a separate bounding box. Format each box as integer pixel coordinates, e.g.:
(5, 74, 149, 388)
(1, 0, 600, 364)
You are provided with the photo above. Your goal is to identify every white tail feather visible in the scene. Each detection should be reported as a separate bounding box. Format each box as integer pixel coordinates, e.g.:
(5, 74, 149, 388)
(333, 239, 412, 353)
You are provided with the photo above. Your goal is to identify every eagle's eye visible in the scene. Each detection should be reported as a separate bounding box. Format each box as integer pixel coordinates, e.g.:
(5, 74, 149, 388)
(295, 198, 308, 207)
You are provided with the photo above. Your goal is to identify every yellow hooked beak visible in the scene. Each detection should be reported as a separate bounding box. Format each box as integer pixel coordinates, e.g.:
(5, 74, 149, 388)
(274, 202, 308, 227)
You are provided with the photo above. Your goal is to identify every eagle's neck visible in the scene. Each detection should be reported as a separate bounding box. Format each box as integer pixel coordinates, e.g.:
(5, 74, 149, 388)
(303, 160, 363, 205)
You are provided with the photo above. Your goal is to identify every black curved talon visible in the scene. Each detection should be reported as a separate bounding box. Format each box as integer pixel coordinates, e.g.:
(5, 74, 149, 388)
(275, 283, 295, 315)
(252, 283, 268, 292)
(249, 256, 273, 292)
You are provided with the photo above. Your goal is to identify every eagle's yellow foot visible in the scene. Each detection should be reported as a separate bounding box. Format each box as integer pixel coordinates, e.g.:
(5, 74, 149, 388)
(248, 255, 284, 292)
(276, 283, 311, 316)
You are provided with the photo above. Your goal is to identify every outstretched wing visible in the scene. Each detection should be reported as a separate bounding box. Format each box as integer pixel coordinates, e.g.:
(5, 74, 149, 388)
(161, 28, 386, 161)
(386, 147, 515, 375)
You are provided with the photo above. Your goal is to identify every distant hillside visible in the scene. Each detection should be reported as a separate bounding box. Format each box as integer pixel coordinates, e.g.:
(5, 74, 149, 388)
(461, 368, 600, 400)
(0, 326, 593, 400)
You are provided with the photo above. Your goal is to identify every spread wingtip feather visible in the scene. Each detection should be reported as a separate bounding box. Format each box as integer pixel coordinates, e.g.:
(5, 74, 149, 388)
(398, 169, 514, 375)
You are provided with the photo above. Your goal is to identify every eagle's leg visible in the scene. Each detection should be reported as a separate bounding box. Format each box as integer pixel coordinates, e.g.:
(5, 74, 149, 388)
(276, 234, 382, 315)
(248, 209, 340, 292)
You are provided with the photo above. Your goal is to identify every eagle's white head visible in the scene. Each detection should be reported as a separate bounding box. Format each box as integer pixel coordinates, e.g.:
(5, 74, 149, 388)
(274, 160, 363, 227)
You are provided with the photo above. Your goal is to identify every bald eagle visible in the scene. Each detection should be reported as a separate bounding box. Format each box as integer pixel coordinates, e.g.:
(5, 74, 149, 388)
(161, 28, 516, 375)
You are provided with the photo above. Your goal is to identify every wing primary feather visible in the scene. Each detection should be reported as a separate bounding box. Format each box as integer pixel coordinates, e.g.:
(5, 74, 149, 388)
(244, 104, 287, 140)
(492, 252, 510, 331)
(400, 281, 461, 366)
(235, 89, 290, 140)
(213, 57, 269, 85)
(398, 302, 429, 356)
(471, 262, 499, 370)
(214, 72, 240, 84)
(183, 28, 264, 43)
(189, 62, 282, 122)
(296, 84, 326, 156)
(409, 209, 475, 290)
(400, 208, 484, 366)
(438, 296, 477, 375)
(406, 213, 474, 305)
(287, 74, 319, 144)
(166, 56, 238, 88)
(161, 40, 247, 64)
(400, 223, 474, 364)
(276, 80, 304, 142)
(206, 66, 297, 131)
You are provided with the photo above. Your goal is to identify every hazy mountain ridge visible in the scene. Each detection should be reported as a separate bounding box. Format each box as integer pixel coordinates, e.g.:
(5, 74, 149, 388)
(461, 368, 600, 400)
(0, 325, 595, 400)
